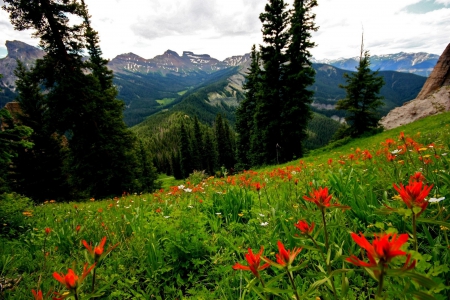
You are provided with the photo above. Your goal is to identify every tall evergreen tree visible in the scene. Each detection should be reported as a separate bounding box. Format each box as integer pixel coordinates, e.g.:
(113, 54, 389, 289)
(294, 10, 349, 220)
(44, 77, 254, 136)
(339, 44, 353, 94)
(179, 121, 192, 178)
(203, 130, 218, 176)
(2, 0, 156, 198)
(336, 40, 385, 137)
(191, 116, 204, 171)
(236, 45, 260, 169)
(215, 114, 235, 170)
(281, 0, 318, 161)
(13, 62, 68, 200)
(251, 0, 289, 165)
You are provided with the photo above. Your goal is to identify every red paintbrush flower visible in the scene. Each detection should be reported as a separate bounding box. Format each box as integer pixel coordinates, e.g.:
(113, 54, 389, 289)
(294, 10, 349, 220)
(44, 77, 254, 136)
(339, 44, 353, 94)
(45, 227, 51, 235)
(53, 263, 95, 291)
(83, 236, 119, 262)
(232, 247, 270, 278)
(264, 241, 302, 268)
(393, 180, 433, 217)
(31, 289, 43, 300)
(303, 186, 344, 211)
(294, 220, 315, 235)
(346, 232, 415, 278)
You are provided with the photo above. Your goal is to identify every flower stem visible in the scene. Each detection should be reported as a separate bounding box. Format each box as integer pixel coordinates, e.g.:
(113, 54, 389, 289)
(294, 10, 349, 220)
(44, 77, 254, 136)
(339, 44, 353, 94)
(321, 209, 329, 251)
(320, 209, 338, 299)
(286, 269, 300, 300)
(91, 267, 97, 293)
(412, 212, 418, 252)
(376, 265, 386, 299)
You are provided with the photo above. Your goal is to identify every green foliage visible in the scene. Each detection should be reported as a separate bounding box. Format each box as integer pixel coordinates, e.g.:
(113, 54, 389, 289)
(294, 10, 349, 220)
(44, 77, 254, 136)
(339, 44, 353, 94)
(0, 193, 34, 237)
(336, 49, 385, 137)
(2, 1, 158, 200)
(238, 0, 318, 167)
(0, 106, 33, 193)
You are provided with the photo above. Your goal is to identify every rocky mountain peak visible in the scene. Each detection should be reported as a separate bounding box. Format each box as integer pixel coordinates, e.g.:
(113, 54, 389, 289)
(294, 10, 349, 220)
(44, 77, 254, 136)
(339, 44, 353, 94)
(380, 43, 450, 130)
(5, 40, 44, 60)
(416, 44, 450, 100)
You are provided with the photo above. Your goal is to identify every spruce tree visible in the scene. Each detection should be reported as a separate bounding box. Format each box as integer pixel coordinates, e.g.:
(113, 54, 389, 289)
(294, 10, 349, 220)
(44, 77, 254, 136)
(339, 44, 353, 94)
(235, 45, 260, 170)
(191, 116, 204, 171)
(2, 0, 156, 198)
(13, 62, 68, 200)
(251, 0, 289, 165)
(336, 43, 384, 137)
(281, 0, 318, 161)
(179, 121, 192, 178)
(203, 130, 218, 176)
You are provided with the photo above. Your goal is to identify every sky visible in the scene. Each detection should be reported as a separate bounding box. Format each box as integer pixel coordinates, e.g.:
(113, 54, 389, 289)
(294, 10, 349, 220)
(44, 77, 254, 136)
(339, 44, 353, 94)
(0, 0, 449, 61)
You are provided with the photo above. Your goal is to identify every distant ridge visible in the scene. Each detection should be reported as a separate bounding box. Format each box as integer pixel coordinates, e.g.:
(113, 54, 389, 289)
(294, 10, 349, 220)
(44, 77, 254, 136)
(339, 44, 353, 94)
(312, 52, 439, 77)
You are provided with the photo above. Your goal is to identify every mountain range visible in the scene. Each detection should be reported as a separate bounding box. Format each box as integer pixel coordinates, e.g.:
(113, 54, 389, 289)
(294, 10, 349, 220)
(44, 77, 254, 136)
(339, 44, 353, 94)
(313, 52, 439, 77)
(0, 40, 428, 129)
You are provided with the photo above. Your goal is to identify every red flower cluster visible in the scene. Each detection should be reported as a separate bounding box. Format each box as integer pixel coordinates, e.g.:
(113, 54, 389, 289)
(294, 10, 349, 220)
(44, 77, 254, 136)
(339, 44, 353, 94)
(346, 233, 415, 278)
(232, 247, 270, 278)
(393, 177, 433, 217)
(53, 263, 95, 291)
(264, 241, 302, 268)
(294, 220, 315, 235)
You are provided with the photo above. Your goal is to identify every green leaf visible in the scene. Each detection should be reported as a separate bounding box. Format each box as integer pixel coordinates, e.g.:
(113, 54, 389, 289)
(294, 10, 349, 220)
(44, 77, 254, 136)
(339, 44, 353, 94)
(411, 290, 438, 300)
(417, 218, 450, 229)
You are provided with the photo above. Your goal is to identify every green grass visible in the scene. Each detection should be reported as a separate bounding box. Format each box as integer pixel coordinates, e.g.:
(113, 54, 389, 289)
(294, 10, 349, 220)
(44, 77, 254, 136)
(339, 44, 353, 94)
(1, 112, 450, 299)
(155, 98, 175, 105)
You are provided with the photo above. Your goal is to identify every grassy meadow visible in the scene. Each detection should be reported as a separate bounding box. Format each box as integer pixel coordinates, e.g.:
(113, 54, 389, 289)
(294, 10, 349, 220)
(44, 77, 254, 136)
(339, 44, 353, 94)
(1, 112, 450, 299)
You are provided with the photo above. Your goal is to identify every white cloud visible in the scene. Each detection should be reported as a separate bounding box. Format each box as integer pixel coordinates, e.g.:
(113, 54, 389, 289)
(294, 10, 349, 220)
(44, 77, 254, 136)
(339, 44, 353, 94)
(0, 0, 448, 61)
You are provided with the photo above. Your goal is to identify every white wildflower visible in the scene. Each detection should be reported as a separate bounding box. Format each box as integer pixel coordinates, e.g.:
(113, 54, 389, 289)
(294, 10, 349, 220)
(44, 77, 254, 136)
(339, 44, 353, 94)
(428, 197, 445, 203)
(184, 188, 192, 193)
(164, 216, 170, 219)
(260, 222, 269, 227)
(259, 213, 265, 217)
(178, 185, 185, 189)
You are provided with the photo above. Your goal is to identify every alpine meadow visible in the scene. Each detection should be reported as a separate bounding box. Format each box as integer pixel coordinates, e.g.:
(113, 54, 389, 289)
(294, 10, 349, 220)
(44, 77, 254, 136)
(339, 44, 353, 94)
(0, 0, 449, 300)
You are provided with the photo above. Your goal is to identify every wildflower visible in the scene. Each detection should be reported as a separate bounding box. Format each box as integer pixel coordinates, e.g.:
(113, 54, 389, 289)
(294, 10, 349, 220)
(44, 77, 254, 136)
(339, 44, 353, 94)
(31, 289, 43, 300)
(75, 225, 81, 233)
(83, 237, 119, 263)
(294, 220, 315, 235)
(303, 187, 349, 211)
(260, 222, 269, 226)
(393, 181, 433, 217)
(428, 197, 445, 203)
(264, 241, 302, 268)
(155, 208, 161, 213)
(409, 172, 425, 183)
(45, 227, 51, 235)
(53, 263, 95, 291)
(232, 247, 270, 278)
(90, 198, 95, 202)
(346, 232, 415, 279)
(254, 182, 262, 192)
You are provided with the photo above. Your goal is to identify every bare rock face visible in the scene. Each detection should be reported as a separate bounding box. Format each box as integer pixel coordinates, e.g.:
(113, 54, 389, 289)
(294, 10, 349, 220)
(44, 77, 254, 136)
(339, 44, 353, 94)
(416, 43, 450, 100)
(379, 86, 450, 130)
(380, 44, 450, 130)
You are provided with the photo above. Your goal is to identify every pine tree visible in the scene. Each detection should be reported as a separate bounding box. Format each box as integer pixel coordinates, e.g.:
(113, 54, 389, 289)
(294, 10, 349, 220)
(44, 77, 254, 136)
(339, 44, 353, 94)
(236, 45, 260, 170)
(251, 0, 289, 166)
(281, 0, 318, 161)
(336, 40, 384, 138)
(203, 130, 218, 176)
(0, 74, 33, 193)
(191, 116, 204, 171)
(179, 121, 192, 178)
(2, 0, 156, 198)
(12, 62, 68, 200)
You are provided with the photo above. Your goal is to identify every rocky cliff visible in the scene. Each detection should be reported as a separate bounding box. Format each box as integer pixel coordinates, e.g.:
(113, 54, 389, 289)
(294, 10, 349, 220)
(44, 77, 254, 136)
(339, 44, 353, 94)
(380, 43, 450, 130)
